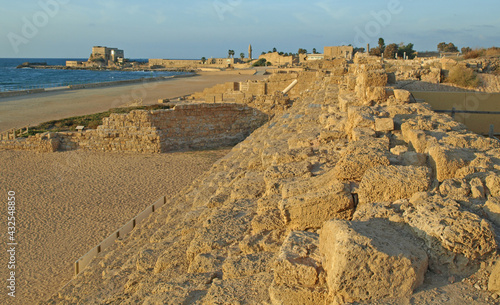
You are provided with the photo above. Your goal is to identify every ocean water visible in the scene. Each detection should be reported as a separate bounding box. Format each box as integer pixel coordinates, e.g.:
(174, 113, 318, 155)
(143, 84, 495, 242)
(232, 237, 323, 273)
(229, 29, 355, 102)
(0, 58, 187, 92)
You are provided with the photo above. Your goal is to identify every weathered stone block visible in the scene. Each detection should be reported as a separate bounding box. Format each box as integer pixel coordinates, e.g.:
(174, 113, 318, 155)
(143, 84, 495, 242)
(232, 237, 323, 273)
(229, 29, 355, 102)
(358, 165, 432, 204)
(279, 181, 354, 230)
(484, 197, 500, 227)
(375, 117, 394, 132)
(393, 89, 412, 103)
(273, 231, 323, 287)
(320, 218, 428, 304)
(427, 145, 476, 182)
(403, 193, 497, 275)
(334, 138, 390, 181)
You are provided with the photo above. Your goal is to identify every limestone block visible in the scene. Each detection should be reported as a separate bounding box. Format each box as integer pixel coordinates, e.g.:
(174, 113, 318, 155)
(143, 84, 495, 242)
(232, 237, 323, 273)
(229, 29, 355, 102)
(279, 181, 354, 230)
(484, 197, 500, 227)
(273, 231, 323, 287)
(428, 145, 476, 182)
(401, 151, 428, 167)
(338, 92, 361, 112)
(334, 138, 390, 181)
(345, 106, 376, 134)
(470, 177, 486, 199)
(319, 219, 428, 304)
(351, 127, 376, 141)
(403, 193, 497, 275)
(366, 86, 387, 102)
(439, 179, 471, 201)
(375, 117, 395, 132)
(358, 165, 432, 204)
(486, 174, 500, 197)
(488, 259, 500, 293)
(393, 89, 412, 103)
(401, 129, 433, 153)
(358, 70, 388, 88)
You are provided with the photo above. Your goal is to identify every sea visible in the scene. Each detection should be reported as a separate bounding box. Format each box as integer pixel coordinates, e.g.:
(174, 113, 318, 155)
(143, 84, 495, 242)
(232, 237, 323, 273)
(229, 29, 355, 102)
(0, 58, 187, 92)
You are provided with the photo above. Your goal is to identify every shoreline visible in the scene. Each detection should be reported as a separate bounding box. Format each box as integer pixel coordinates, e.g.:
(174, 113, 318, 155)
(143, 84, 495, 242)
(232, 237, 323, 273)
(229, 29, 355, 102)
(0, 73, 197, 99)
(0, 69, 266, 133)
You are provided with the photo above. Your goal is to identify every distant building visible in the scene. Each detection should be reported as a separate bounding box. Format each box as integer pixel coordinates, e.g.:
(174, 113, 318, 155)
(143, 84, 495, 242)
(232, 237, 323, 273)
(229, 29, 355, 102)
(324, 46, 354, 60)
(258, 52, 298, 67)
(306, 53, 325, 61)
(90, 46, 124, 64)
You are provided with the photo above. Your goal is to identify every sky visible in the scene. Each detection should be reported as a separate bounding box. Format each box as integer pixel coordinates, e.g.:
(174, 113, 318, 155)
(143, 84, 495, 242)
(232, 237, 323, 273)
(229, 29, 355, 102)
(1, 0, 499, 59)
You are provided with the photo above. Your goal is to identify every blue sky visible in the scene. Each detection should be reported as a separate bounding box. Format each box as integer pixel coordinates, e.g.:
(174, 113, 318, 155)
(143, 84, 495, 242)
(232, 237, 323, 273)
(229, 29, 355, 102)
(1, 0, 499, 59)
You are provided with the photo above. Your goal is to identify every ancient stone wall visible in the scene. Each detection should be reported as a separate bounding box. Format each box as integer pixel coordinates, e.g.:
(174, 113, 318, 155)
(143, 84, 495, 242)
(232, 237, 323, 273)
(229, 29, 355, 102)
(0, 103, 268, 153)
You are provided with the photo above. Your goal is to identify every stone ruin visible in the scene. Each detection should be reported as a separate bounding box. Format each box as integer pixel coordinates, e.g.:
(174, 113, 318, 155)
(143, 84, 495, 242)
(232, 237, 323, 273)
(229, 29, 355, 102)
(43, 54, 500, 304)
(0, 103, 268, 153)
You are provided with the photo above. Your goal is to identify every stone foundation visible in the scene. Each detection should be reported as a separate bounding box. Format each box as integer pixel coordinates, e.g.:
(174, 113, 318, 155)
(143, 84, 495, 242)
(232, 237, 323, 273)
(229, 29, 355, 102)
(0, 103, 268, 153)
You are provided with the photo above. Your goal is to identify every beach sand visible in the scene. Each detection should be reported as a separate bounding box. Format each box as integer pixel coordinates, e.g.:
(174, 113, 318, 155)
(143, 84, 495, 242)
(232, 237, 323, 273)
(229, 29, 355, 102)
(0, 71, 264, 304)
(0, 148, 231, 305)
(0, 71, 267, 133)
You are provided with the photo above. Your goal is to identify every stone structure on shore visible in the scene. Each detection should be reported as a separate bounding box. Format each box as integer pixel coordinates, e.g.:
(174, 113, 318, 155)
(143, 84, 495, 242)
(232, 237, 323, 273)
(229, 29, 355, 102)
(36, 54, 500, 304)
(66, 46, 125, 68)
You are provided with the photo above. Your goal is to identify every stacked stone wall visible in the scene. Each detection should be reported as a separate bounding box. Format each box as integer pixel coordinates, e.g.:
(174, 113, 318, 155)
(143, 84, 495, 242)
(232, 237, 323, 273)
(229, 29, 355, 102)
(0, 103, 268, 153)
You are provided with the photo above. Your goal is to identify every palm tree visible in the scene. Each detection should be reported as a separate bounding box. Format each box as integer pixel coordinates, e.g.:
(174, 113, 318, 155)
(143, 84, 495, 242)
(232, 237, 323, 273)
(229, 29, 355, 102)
(228, 50, 235, 58)
(240, 53, 245, 60)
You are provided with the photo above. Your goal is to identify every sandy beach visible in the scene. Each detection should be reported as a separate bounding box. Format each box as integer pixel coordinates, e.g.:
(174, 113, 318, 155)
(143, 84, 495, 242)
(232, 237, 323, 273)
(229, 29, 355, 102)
(0, 148, 231, 305)
(0, 70, 267, 133)
(0, 71, 265, 304)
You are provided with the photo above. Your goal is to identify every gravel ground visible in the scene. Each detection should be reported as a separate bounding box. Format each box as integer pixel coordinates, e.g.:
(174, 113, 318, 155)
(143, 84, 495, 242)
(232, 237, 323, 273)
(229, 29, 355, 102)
(0, 148, 230, 304)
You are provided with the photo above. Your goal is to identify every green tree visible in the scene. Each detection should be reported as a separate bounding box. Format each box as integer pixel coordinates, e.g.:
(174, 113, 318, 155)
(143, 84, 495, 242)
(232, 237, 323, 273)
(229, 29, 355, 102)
(461, 47, 472, 54)
(398, 43, 416, 59)
(378, 38, 386, 53)
(228, 49, 235, 58)
(438, 42, 458, 53)
(201, 57, 207, 64)
(261, 51, 266, 55)
(369, 47, 382, 57)
(312, 48, 317, 54)
(240, 53, 245, 60)
(298, 48, 307, 54)
(272, 47, 277, 53)
(384, 43, 399, 59)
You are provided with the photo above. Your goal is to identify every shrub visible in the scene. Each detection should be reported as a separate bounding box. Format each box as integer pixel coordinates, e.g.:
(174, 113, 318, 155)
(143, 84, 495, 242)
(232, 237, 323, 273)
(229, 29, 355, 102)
(464, 49, 481, 59)
(446, 66, 481, 88)
(485, 47, 500, 57)
(252, 58, 267, 67)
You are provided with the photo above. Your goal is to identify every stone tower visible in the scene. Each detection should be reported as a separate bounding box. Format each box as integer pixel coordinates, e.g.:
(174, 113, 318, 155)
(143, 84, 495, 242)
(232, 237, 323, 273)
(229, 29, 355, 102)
(248, 44, 252, 60)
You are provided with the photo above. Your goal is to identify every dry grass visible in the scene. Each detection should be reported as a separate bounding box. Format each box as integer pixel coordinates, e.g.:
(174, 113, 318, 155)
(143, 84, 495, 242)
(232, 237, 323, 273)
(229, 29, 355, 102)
(446, 66, 481, 88)
(463, 49, 481, 59)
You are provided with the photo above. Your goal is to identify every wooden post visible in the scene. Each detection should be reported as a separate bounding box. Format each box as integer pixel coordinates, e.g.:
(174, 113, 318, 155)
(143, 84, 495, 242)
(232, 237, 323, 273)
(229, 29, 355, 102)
(490, 125, 495, 138)
(451, 107, 456, 120)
